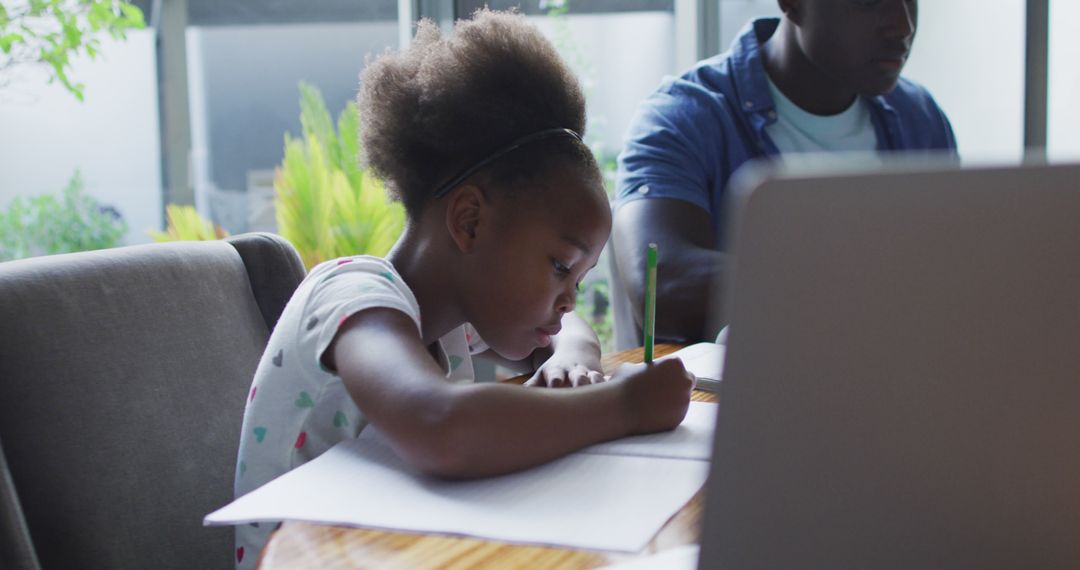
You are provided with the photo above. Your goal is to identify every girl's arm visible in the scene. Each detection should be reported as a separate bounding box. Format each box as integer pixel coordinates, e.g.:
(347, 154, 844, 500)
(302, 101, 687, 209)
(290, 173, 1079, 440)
(478, 312, 606, 386)
(328, 307, 693, 479)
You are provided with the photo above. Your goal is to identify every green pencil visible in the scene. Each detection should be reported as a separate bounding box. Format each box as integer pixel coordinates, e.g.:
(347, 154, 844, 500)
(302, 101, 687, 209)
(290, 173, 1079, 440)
(643, 243, 658, 363)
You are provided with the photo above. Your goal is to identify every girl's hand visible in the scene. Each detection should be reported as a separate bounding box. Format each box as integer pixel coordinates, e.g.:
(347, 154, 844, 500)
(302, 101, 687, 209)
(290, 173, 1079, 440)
(612, 359, 695, 434)
(525, 348, 605, 387)
(524, 313, 604, 387)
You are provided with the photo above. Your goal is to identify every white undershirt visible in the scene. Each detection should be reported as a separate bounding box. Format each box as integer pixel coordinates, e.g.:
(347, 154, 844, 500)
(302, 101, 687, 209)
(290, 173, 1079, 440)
(764, 76, 878, 156)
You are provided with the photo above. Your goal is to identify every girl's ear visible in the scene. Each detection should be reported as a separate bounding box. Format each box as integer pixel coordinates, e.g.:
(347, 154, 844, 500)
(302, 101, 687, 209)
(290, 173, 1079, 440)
(445, 184, 487, 253)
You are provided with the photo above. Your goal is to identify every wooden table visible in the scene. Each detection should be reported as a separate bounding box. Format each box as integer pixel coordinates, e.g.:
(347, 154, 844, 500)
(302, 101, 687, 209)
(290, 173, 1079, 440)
(259, 344, 716, 569)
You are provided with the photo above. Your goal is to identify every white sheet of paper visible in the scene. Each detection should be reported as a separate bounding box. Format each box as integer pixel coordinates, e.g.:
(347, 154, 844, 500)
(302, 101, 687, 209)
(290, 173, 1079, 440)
(599, 545, 700, 570)
(581, 401, 716, 460)
(205, 403, 716, 553)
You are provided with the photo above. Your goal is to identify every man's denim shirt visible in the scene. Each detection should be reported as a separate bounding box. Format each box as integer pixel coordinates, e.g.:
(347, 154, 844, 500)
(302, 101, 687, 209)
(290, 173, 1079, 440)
(615, 18, 958, 238)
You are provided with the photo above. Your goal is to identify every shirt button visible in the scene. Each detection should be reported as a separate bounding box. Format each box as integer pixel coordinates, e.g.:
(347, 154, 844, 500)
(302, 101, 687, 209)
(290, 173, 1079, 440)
(744, 101, 754, 109)
(638, 185, 650, 195)
(767, 111, 777, 120)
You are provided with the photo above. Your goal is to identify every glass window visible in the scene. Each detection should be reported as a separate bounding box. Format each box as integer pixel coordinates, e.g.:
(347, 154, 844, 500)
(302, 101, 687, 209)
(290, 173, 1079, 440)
(187, 1, 398, 234)
(0, 28, 160, 253)
(718, 0, 777, 49)
(903, 1, 1025, 162)
(0, 1, 400, 258)
(1048, 0, 1080, 161)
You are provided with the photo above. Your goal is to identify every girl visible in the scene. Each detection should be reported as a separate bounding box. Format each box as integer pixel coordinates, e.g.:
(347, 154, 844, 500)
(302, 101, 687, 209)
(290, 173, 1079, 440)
(233, 9, 693, 567)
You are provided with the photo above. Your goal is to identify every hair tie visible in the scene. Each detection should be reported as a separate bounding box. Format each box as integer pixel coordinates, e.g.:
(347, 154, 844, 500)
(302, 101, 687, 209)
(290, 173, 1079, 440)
(432, 128, 583, 199)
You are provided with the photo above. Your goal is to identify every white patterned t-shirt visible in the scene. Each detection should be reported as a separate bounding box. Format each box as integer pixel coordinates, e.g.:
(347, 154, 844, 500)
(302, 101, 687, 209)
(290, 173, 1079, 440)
(232, 255, 487, 568)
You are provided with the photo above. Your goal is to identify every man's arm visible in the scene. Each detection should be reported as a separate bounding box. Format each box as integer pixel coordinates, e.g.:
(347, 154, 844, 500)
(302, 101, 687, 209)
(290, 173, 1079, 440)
(612, 197, 729, 343)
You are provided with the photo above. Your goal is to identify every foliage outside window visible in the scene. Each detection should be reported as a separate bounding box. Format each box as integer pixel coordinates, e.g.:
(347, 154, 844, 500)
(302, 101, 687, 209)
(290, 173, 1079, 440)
(149, 204, 228, 242)
(153, 82, 406, 271)
(274, 82, 406, 270)
(0, 0, 145, 101)
(0, 170, 127, 260)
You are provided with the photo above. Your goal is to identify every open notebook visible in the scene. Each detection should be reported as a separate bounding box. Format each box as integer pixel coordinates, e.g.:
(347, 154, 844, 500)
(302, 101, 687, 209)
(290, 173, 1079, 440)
(656, 342, 725, 392)
(206, 402, 717, 553)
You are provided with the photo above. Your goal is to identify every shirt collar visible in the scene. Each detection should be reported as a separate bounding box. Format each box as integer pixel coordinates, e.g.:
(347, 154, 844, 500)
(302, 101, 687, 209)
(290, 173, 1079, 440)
(729, 18, 781, 117)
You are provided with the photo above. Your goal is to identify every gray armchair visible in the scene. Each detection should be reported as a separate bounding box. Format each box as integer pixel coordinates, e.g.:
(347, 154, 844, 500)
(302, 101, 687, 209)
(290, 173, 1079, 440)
(0, 233, 305, 570)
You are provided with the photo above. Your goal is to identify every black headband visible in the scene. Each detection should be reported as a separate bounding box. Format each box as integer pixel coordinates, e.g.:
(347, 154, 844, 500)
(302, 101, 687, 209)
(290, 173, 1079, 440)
(432, 127, 584, 199)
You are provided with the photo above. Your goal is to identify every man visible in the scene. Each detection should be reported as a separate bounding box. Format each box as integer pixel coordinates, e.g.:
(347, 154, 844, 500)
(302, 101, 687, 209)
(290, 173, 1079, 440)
(612, 0, 956, 345)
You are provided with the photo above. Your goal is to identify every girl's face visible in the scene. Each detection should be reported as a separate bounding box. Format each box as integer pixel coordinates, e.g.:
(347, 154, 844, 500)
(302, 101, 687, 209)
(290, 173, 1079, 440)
(464, 171, 611, 360)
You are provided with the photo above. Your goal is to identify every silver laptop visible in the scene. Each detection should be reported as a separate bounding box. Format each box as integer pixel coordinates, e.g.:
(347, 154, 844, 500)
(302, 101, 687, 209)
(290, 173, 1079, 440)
(698, 159, 1080, 569)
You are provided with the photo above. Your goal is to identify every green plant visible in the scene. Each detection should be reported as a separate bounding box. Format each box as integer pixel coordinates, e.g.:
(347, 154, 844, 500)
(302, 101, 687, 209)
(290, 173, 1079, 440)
(576, 278, 614, 354)
(0, 0, 145, 101)
(149, 204, 228, 242)
(0, 170, 127, 261)
(275, 82, 406, 269)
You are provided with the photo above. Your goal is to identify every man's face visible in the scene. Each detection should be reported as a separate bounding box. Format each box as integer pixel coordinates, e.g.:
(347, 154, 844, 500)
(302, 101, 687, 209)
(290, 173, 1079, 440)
(793, 0, 918, 96)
